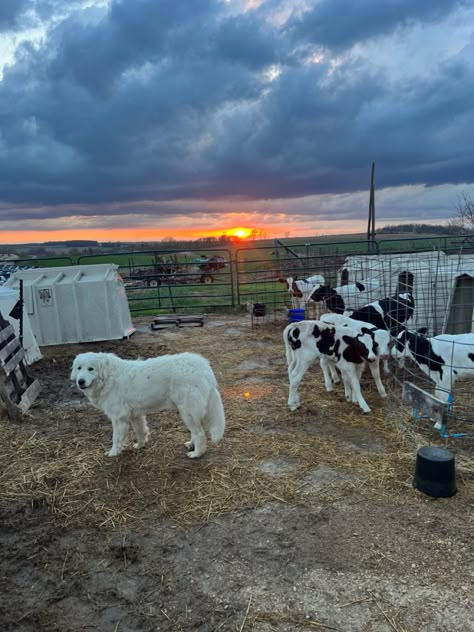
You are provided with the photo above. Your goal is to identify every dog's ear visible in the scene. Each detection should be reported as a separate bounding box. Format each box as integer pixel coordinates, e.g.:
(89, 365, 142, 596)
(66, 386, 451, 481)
(94, 354, 110, 382)
(70, 361, 77, 382)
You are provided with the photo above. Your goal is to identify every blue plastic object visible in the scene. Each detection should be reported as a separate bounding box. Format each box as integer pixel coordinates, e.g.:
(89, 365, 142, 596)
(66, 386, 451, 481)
(288, 308, 305, 322)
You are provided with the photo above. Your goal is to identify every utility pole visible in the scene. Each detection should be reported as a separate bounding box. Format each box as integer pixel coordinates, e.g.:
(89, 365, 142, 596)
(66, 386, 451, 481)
(367, 162, 376, 244)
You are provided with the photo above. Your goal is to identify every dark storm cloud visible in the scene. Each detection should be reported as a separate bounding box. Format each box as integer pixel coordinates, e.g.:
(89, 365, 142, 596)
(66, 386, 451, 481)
(285, 0, 468, 50)
(0, 0, 473, 224)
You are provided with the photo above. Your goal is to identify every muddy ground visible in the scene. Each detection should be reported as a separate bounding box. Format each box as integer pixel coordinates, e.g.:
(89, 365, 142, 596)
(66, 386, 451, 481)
(0, 313, 473, 632)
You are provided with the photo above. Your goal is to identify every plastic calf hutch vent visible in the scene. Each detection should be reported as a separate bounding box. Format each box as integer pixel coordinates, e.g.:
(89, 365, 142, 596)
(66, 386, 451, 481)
(0, 313, 41, 418)
(6, 264, 135, 346)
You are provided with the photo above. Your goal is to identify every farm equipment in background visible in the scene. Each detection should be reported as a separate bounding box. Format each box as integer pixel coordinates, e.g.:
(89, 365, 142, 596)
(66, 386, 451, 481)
(132, 255, 181, 287)
(131, 254, 227, 287)
(190, 255, 227, 284)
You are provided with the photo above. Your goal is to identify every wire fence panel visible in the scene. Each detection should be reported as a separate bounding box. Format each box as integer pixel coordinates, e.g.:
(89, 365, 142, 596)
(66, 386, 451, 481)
(343, 247, 474, 441)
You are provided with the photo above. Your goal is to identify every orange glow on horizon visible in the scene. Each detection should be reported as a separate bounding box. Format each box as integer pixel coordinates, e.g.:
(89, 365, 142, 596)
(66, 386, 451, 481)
(0, 227, 257, 245)
(0, 222, 367, 245)
(0, 225, 266, 245)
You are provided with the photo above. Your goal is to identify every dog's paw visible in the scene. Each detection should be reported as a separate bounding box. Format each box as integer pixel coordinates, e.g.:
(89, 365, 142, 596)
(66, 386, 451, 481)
(107, 448, 120, 457)
(187, 449, 205, 459)
(184, 440, 194, 450)
(133, 442, 147, 450)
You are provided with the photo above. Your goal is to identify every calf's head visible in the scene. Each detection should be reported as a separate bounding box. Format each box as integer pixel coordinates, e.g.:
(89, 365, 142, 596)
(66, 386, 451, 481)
(278, 276, 303, 298)
(390, 329, 411, 367)
(372, 328, 390, 360)
(309, 284, 332, 302)
(343, 332, 377, 364)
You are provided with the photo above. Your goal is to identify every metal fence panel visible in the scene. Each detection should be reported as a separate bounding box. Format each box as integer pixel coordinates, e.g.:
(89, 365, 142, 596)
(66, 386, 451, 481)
(4, 235, 473, 317)
(78, 248, 234, 314)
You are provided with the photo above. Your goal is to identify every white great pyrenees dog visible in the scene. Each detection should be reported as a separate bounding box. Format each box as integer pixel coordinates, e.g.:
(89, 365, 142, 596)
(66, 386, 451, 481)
(70, 351, 226, 458)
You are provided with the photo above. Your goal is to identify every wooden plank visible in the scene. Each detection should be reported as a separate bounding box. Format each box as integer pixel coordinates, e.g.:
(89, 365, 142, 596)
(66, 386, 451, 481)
(177, 315, 205, 322)
(177, 318, 204, 328)
(18, 379, 42, 413)
(402, 382, 448, 428)
(154, 313, 206, 321)
(153, 318, 179, 324)
(0, 325, 16, 345)
(0, 337, 21, 362)
(154, 314, 180, 321)
(176, 314, 206, 321)
(2, 347, 26, 376)
(151, 322, 177, 330)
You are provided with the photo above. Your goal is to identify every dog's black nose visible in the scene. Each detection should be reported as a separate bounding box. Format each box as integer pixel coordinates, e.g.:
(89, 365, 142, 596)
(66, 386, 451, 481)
(78, 378, 86, 387)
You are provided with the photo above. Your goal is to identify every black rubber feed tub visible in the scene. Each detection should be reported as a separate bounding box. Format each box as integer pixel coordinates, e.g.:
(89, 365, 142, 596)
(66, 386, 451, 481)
(414, 446, 457, 498)
(252, 303, 266, 317)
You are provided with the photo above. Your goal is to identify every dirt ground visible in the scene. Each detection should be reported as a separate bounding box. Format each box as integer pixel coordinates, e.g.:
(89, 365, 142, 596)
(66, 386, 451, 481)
(0, 313, 473, 632)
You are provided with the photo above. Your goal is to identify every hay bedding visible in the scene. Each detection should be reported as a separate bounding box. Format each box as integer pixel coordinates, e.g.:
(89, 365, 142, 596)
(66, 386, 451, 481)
(1, 316, 474, 632)
(2, 315, 471, 533)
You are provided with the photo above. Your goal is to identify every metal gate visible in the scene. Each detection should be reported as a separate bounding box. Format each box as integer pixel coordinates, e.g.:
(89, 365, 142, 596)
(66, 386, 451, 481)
(78, 248, 234, 314)
(235, 239, 379, 313)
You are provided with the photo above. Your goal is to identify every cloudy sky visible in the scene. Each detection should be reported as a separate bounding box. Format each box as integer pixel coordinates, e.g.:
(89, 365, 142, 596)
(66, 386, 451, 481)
(1, 0, 473, 244)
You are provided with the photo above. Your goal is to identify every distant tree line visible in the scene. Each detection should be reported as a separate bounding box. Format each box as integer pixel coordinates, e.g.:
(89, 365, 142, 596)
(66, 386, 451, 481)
(133, 235, 238, 251)
(377, 223, 465, 235)
(44, 240, 99, 246)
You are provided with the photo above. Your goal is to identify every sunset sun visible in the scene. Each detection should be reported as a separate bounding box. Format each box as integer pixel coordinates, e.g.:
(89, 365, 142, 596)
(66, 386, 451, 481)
(229, 227, 252, 239)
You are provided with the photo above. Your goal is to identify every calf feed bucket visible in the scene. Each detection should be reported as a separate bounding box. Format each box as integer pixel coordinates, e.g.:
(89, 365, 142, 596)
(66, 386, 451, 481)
(414, 446, 457, 498)
(288, 308, 305, 322)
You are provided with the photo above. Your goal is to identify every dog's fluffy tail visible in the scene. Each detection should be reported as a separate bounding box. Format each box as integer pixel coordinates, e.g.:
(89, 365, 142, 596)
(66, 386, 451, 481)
(207, 387, 226, 443)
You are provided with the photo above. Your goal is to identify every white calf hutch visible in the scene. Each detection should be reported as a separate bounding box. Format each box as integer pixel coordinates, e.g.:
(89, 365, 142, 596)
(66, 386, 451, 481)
(338, 251, 474, 336)
(6, 264, 135, 346)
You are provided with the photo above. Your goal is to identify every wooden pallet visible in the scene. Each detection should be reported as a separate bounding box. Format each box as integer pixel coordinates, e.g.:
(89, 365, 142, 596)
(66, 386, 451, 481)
(0, 315, 41, 419)
(151, 314, 206, 330)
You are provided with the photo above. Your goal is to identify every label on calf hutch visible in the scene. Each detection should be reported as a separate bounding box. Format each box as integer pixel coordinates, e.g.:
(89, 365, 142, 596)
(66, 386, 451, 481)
(402, 382, 448, 429)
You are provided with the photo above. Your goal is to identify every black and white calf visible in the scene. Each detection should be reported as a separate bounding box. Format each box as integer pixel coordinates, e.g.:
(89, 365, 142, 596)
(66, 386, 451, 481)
(391, 329, 474, 428)
(319, 313, 390, 399)
(278, 274, 325, 309)
(345, 292, 415, 331)
(309, 280, 382, 313)
(308, 284, 346, 314)
(284, 320, 376, 413)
